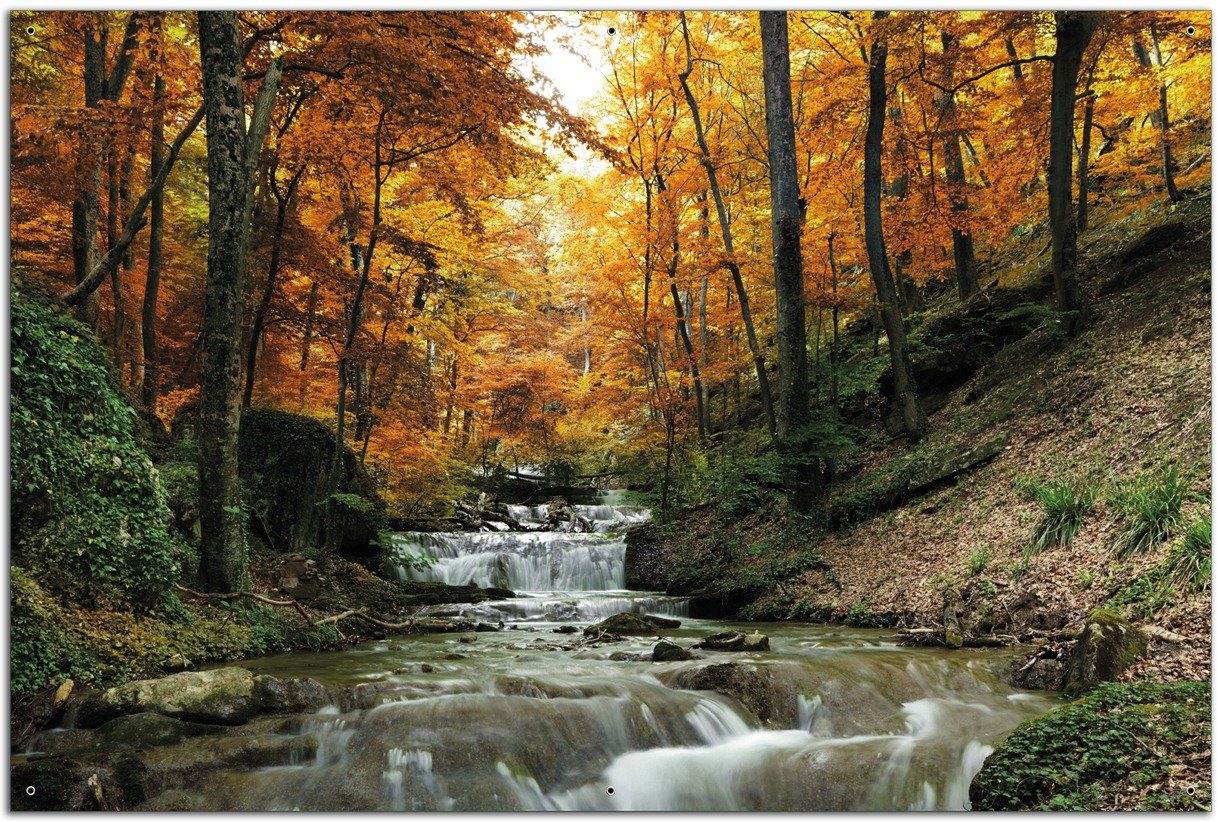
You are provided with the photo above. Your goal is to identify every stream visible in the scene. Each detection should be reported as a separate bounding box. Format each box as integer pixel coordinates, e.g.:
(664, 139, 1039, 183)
(33, 500, 1058, 811)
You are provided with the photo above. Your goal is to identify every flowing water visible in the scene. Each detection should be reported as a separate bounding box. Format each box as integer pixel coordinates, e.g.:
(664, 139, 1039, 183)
(43, 500, 1059, 811)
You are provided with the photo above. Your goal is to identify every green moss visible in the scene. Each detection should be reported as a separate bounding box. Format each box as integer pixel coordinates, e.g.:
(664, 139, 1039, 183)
(1063, 608, 1149, 696)
(971, 682, 1210, 811)
(11, 277, 181, 608)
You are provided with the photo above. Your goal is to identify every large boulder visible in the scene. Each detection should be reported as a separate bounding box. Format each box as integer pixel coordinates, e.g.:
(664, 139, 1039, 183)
(1063, 609, 1148, 696)
(674, 663, 776, 723)
(235, 409, 386, 559)
(584, 612, 681, 636)
(80, 668, 260, 727)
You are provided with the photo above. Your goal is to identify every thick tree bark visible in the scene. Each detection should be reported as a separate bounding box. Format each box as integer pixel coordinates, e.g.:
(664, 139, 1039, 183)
(197, 11, 251, 593)
(760, 10, 817, 509)
(865, 12, 926, 444)
(1049, 12, 1097, 336)
(196, 12, 282, 592)
(679, 12, 777, 442)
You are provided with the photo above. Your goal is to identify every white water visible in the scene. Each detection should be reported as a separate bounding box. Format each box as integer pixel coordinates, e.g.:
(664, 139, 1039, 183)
(64, 496, 1056, 811)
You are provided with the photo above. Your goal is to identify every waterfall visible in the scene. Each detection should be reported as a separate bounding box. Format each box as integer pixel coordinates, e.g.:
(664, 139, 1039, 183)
(389, 502, 650, 591)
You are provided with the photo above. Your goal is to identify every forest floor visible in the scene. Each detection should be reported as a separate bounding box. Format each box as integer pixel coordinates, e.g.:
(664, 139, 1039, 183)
(653, 189, 1211, 684)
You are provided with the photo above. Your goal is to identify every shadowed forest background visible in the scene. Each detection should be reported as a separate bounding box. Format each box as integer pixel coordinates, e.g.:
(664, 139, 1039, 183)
(8, 10, 1213, 812)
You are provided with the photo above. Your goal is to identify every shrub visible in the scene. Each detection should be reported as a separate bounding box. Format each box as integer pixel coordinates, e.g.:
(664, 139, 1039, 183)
(713, 450, 783, 522)
(1108, 466, 1189, 558)
(1022, 479, 1096, 557)
(1164, 515, 1211, 593)
(967, 545, 992, 576)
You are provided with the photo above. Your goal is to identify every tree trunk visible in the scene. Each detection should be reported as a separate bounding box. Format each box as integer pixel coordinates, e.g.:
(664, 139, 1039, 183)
(106, 151, 124, 348)
(828, 233, 840, 417)
(1077, 91, 1095, 232)
(760, 10, 817, 509)
(865, 12, 926, 444)
(697, 193, 711, 438)
(71, 22, 107, 329)
(71, 13, 141, 330)
(297, 279, 319, 410)
(1135, 31, 1182, 202)
(665, 224, 707, 445)
(196, 12, 281, 592)
(140, 61, 165, 410)
(940, 31, 978, 301)
(679, 12, 777, 443)
(1049, 11, 1097, 336)
(197, 11, 251, 593)
(242, 163, 305, 408)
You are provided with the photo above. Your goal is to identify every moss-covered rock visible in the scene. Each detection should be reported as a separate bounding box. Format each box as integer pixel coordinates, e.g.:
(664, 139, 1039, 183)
(236, 409, 386, 559)
(11, 277, 180, 608)
(970, 682, 1210, 811)
(1063, 608, 1148, 696)
(584, 612, 681, 636)
(80, 667, 261, 727)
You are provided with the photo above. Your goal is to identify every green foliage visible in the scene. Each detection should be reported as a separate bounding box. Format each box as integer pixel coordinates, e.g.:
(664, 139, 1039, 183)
(1109, 513, 1211, 618)
(1020, 478, 1096, 558)
(843, 597, 888, 628)
(379, 531, 433, 574)
(327, 492, 375, 516)
(1165, 515, 1211, 592)
(11, 277, 181, 607)
(967, 545, 991, 576)
(1078, 569, 1095, 590)
(1107, 568, 1176, 620)
(712, 448, 783, 522)
(971, 682, 1210, 811)
(1108, 466, 1188, 558)
(10, 565, 342, 695)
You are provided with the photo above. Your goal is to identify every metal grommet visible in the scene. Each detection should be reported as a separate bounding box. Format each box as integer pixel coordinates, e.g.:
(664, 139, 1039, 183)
(25, 786, 35, 797)
(606, 786, 615, 796)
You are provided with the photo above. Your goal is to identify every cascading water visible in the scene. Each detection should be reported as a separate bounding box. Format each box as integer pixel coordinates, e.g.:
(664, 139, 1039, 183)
(36, 493, 1058, 811)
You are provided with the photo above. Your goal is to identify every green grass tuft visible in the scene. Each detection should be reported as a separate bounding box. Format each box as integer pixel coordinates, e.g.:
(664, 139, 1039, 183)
(1021, 479, 1096, 558)
(1164, 515, 1211, 592)
(1108, 466, 1189, 558)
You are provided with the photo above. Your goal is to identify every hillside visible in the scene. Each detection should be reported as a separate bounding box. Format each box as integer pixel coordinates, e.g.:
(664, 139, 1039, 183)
(635, 190, 1211, 682)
